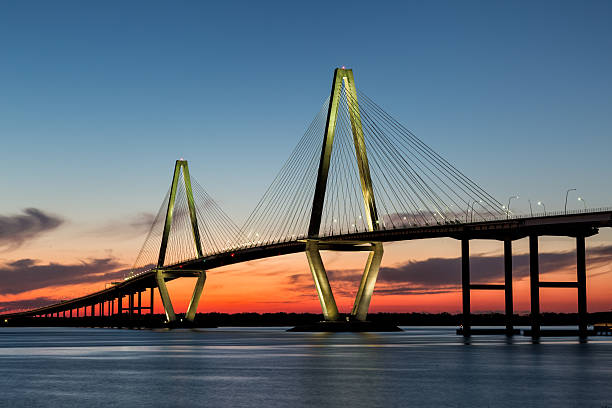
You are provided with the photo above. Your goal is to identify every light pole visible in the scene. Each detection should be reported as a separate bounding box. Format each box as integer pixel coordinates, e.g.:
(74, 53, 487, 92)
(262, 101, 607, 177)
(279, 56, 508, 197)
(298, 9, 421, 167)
(578, 196, 587, 210)
(565, 188, 576, 214)
(537, 201, 546, 216)
(506, 195, 519, 219)
(470, 201, 477, 222)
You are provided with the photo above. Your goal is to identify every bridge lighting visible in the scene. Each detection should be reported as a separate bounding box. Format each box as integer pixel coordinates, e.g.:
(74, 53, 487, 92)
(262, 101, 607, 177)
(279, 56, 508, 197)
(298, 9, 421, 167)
(565, 188, 577, 214)
(578, 197, 587, 209)
(537, 201, 546, 215)
(506, 196, 519, 219)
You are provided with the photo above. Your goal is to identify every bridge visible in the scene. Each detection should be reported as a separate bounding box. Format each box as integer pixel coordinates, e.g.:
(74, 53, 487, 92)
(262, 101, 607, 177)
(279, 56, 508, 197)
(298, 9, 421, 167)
(2, 68, 611, 336)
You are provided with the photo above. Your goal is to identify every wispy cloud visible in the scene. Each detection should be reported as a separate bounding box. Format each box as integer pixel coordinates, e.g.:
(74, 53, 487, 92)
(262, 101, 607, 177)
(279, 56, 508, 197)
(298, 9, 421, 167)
(0, 297, 61, 313)
(0, 258, 128, 295)
(0, 208, 63, 249)
(89, 212, 156, 238)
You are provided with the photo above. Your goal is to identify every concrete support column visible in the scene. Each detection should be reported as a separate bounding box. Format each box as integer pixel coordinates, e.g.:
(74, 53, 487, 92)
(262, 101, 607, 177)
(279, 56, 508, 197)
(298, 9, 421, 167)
(129, 293, 134, 317)
(504, 240, 514, 335)
(351, 243, 384, 321)
(305, 241, 339, 321)
(118, 296, 123, 316)
(529, 235, 540, 338)
(150, 287, 154, 314)
(69, 309, 73, 318)
(155, 270, 177, 322)
(576, 236, 587, 337)
(461, 238, 471, 336)
(186, 272, 206, 322)
(76, 308, 80, 318)
(137, 291, 142, 316)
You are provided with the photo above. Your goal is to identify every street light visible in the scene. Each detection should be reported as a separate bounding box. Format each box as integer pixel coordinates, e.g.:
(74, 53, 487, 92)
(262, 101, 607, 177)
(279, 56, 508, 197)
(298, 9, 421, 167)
(565, 188, 576, 214)
(506, 195, 519, 219)
(537, 201, 546, 216)
(578, 196, 587, 210)
(470, 201, 477, 222)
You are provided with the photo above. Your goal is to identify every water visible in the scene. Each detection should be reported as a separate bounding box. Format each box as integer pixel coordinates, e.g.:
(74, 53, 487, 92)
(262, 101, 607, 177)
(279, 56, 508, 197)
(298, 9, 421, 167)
(0, 326, 611, 407)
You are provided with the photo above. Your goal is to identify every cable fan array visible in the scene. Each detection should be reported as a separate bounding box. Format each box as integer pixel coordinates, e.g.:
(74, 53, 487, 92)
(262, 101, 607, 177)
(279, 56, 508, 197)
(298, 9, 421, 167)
(236, 85, 505, 246)
(130, 82, 506, 269)
(236, 98, 331, 248)
(130, 171, 241, 276)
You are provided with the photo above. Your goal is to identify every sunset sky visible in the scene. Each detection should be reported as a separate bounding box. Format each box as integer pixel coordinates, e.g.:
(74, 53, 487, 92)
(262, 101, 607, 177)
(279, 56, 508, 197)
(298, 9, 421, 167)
(1, 1, 611, 315)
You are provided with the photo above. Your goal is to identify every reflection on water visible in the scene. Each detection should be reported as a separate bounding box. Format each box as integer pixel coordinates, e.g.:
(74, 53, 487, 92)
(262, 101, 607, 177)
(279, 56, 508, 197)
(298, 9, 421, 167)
(0, 327, 611, 407)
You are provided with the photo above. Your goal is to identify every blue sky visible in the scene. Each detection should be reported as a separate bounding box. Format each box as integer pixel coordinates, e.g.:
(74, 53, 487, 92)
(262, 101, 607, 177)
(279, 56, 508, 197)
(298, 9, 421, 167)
(1, 0, 611, 227)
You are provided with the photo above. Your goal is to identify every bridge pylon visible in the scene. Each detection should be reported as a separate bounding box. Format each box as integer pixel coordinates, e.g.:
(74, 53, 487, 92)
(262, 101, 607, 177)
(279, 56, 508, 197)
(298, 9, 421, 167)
(307, 68, 383, 322)
(155, 160, 206, 323)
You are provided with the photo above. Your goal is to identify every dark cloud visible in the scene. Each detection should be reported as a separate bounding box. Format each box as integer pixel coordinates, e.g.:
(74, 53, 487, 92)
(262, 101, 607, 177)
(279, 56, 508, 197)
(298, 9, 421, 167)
(129, 212, 156, 230)
(92, 212, 156, 237)
(0, 208, 63, 249)
(0, 258, 128, 295)
(378, 244, 612, 289)
(286, 245, 612, 297)
(0, 297, 60, 313)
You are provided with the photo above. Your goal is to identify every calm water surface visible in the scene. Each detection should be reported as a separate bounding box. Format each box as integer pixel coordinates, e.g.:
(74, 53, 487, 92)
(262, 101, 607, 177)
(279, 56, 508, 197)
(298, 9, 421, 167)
(0, 326, 611, 407)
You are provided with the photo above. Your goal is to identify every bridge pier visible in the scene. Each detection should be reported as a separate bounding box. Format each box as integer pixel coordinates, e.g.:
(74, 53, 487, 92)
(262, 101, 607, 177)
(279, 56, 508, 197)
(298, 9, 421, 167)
(305, 241, 339, 321)
(504, 240, 513, 335)
(530, 235, 541, 338)
(351, 243, 384, 321)
(528, 234, 589, 337)
(186, 272, 206, 322)
(461, 239, 470, 336)
(577, 236, 587, 337)
(137, 291, 142, 316)
(461, 238, 515, 336)
(150, 287, 154, 315)
(303, 240, 385, 325)
(155, 270, 177, 322)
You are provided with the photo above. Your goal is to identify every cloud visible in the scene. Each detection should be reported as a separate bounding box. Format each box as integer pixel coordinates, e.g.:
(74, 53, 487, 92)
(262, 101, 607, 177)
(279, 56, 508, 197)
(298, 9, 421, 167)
(90, 212, 156, 238)
(378, 244, 612, 287)
(0, 258, 128, 295)
(285, 245, 612, 297)
(0, 208, 63, 249)
(0, 297, 60, 313)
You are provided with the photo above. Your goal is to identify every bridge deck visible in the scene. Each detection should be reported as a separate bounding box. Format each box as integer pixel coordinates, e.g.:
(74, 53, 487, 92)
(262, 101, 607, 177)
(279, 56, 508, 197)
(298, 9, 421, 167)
(3, 210, 611, 319)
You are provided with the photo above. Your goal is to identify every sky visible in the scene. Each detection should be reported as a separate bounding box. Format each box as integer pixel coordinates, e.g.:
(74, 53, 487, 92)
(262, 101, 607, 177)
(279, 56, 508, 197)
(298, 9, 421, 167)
(1, 0, 611, 315)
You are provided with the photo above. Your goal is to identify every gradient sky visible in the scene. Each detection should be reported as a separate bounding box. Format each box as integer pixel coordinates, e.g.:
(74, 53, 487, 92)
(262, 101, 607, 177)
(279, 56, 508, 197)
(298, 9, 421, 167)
(1, 1, 611, 315)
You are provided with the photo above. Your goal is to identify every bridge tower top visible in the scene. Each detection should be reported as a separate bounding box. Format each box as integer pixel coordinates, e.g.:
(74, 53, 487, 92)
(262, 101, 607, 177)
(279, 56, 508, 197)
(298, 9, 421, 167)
(158, 160, 204, 267)
(308, 68, 379, 238)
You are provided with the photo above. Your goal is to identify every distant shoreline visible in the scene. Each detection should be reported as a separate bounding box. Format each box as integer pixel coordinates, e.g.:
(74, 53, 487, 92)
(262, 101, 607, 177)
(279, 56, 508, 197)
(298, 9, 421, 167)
(2, 311, 611, 328)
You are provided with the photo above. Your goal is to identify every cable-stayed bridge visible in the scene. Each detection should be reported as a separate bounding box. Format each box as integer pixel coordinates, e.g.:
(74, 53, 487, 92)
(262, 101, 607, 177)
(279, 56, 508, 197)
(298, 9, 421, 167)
(3, 68, 611, 336)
